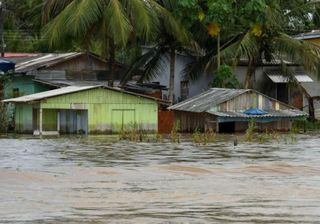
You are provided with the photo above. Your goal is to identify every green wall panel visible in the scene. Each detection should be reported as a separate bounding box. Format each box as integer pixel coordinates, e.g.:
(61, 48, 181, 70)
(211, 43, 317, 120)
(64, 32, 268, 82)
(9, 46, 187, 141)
(39, 88, 158, 133)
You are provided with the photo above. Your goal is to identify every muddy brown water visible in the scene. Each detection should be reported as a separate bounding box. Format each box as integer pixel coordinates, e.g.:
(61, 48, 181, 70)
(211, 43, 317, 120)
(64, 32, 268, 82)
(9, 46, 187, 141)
(0, 134, 320, 223)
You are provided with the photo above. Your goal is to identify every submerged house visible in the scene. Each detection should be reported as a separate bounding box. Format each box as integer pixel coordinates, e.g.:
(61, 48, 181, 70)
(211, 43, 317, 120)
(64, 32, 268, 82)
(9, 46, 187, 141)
(169, 88, 307, 133)
(3, 52, 110, 99)
(147, 48, 320, 120)
(3, 85, 164, 135)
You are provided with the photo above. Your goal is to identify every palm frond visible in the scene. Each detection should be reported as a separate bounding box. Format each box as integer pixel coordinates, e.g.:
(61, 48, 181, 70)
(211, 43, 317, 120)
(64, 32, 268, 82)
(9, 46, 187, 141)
(274, 33, 320, 76)
(121, 46, 167, 85)
(123, 0, 158, 42)
(182, 51, 215, 81)
(148, 0, 189, 44)
(42, 0, 73, 23)
(105, 0, 132, 46)
(220, 32, 259, 62)
(67, 0, 102, 37)
(42, 1, 77, 47)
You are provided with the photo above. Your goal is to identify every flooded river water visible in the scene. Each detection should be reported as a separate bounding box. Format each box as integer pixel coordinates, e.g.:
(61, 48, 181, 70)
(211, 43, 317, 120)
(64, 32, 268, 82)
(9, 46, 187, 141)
(0, 134, 320, 223)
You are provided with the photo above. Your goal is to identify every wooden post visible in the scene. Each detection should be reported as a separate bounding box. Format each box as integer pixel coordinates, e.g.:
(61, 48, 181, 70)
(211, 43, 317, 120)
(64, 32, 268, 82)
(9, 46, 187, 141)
(39, 108, 43, 135)
(216, 121, 219, 133)
(57, 111, 60, 133)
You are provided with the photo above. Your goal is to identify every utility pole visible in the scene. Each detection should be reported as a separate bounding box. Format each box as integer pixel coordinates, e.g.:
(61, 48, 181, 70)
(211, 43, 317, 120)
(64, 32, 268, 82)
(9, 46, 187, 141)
(0, 1, 4, 57)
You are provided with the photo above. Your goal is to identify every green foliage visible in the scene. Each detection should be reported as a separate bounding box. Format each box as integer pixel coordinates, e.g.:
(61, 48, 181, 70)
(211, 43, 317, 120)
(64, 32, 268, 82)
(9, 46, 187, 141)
(192, 128, 216, 145)
(155, 132, 163, 143)
(292, 120, 320, 132)
(118, 123, 146, 142)
(245, 119, 256, 142)
(211, 64, 240, 88)
(170, 121, 180, 143)
(4, 0, 45, 52)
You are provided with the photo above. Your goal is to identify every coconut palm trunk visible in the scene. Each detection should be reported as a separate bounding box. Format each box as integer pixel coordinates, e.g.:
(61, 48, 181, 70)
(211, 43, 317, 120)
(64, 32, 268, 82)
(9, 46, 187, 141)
(108, 38, 115, 87)
(169, 47, 176, 104)
(308, 97, 315, 121)
(244, 59, 256, 89)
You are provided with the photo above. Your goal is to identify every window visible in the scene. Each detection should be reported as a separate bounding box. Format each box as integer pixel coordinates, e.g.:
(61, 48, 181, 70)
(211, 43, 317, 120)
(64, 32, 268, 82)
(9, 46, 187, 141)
(12, 88, 20, 97)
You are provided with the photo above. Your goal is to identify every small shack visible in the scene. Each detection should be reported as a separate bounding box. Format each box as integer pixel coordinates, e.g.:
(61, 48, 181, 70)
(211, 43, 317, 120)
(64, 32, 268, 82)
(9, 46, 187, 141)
(3, 85, 164, 135)
(169, 88, 307, 133)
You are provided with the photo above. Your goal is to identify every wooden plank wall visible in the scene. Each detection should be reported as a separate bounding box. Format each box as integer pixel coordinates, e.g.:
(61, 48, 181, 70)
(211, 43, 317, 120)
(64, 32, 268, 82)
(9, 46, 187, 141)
(174, 111, 215, 132)
(218, 92, 289, 112)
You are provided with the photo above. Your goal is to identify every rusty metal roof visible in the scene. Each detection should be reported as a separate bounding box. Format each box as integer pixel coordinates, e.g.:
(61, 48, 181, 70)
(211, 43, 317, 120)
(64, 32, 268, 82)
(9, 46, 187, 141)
(13, 52, 110, 73)
(14, 53, 83, 73)
(168, 88, 250, 112)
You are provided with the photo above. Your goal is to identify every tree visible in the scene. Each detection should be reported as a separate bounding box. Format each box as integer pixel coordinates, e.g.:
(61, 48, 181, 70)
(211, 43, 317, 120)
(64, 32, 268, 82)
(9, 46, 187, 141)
(211, 64, 240, 89)
(120, 0, 189, 104)
(3, 0, 46, 52)
(42, 0, 176, 86)
(177, 0, 320, 89)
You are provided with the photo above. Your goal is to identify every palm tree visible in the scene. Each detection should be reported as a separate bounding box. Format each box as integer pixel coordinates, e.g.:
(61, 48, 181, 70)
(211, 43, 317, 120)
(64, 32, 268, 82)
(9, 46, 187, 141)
(184, 0, 320, 88)
(42, 0, 178, 86)
(120, 0, 189, 104)
(180, 0, 320, 119)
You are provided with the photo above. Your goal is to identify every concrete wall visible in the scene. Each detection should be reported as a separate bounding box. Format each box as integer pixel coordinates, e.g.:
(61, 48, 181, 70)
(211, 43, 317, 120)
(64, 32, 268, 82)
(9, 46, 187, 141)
(149, 52, 293, 102)
(148, 52, 213, 103)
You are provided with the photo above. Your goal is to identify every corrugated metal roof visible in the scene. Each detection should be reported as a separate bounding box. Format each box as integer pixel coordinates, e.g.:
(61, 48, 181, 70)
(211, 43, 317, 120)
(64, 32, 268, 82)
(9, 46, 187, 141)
(208, 109, 307, 118)
(301, 82, 320, 98)
(168, 88, 249, 112)
(33, 79, 108, 88)
(265, 70, 313, 83)
(294, 30, 320, 40)
(3, 86, 98, 103)
(15, 53, 82, 73)
(3, 85, 170, 104)
(238, 58, 296, 66)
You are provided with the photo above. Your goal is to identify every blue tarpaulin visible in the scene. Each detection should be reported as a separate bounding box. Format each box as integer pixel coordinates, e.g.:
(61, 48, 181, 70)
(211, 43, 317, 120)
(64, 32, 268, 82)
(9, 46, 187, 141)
(244, 108, 268, 115)
(0, 58, 15, 73)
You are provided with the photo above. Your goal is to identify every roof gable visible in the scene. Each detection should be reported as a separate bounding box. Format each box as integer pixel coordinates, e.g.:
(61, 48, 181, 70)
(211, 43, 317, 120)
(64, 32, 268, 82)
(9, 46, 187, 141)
(169, 88, 249, 112)
(3, 85, 167, 104)
(169, 88, 295, 112)
(14, 52, 109, 73)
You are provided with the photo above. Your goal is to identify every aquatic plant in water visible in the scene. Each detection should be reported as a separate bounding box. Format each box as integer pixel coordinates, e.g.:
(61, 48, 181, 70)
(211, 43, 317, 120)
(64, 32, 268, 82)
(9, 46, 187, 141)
(192, 128, 216, 145)
(245, 119, 256, 142)
(170, 121, 180, 143)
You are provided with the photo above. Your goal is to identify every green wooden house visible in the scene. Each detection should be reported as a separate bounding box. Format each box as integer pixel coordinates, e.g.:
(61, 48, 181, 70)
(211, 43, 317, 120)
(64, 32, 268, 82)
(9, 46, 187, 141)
(3, 86, 163, 135)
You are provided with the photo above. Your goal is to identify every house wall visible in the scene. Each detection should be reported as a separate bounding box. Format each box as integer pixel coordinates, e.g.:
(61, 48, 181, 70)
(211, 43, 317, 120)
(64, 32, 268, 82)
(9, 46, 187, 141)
(39, 88, 158, 133)
(47, 54, 107, 72)
(174, 110, 293, 133)
(174, 111, 214, 132)
(234, 120, 292, 132)
(315, 99, 320, 120)
(4, 75, 52, 129)
(216, 91, 289, 112)
(15, 104, 34, 133)
(149, 51, 301, 103)
(149, 52, 213, 103)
